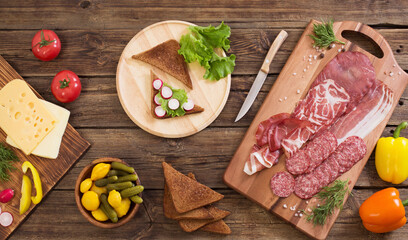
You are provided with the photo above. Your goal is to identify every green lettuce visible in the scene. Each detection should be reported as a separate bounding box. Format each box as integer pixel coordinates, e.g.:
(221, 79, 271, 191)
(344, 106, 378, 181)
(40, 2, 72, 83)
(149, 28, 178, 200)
(178, 22, 235, 81)
(157, 84, 188, 117)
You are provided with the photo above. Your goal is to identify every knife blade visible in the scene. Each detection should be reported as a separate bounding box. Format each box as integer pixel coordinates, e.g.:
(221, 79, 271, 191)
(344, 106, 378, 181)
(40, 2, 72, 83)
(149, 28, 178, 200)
(235, 30, 288, 122)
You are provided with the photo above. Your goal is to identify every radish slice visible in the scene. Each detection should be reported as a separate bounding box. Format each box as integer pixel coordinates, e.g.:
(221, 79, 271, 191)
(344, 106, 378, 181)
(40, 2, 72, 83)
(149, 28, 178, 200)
(155, 106, 166, 118)
(0, 212, 13, 227)
(168, 99, 180, 110)
(152, 79, 163, 90)
(182, 99, 195, 111)
(0, 206, 2, 215)
(154, 94, 161, 105)
(160, 86, 173, 99)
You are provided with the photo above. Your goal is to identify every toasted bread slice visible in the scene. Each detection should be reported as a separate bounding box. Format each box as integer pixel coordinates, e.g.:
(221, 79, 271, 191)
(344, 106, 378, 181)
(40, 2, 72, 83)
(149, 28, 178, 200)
(151, 70, 203, 119)
(162, 162, 224, 213)
(201, 220, 231, 235)
(133, 39, 193, 89)
(163, 183, 213, 220)
(178, 206, 230, 232)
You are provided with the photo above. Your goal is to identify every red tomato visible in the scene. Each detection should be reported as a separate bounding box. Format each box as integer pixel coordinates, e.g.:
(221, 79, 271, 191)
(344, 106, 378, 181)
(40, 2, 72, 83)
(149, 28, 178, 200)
(51, 70, 82, 103)
(31, 30, 61, 61)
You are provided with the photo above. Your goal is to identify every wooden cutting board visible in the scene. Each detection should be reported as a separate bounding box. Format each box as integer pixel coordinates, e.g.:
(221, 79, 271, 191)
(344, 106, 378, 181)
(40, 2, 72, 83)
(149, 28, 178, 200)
(116, 20, 231, 138)
(224, 20, 408, 239)
(0, 56, 90, 240)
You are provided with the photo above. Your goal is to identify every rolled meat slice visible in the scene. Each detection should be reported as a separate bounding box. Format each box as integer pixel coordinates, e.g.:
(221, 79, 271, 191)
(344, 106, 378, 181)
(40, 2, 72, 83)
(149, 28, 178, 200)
(270, 171, 295, 197)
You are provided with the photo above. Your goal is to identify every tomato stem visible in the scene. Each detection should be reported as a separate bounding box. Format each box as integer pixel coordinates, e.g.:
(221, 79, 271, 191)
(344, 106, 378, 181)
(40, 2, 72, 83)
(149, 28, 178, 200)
(59, 76, 71, 89)
(33, 30, 56, 48)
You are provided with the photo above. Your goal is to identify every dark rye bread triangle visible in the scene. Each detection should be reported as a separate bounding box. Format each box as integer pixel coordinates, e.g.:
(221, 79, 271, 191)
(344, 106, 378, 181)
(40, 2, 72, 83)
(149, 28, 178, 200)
(151, 70, 204, 119)
(163, 183, 213, 220)
(133, 39, 193, 89)
(178, 205, 230, 232)
(201, 220, 231, 235)
(162, 162, 224, 213)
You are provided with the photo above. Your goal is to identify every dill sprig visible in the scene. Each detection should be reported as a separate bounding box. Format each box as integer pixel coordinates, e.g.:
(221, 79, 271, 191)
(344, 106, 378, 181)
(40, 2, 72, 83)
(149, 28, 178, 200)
(305, 179, 350, 225)
(0, 143, 20, 181)
(309, 19, 345, 48)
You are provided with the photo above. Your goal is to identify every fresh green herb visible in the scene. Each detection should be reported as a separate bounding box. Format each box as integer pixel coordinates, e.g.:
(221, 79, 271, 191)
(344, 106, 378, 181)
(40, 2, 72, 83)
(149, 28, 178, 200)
(308, 19, 345, 48)
(0, 143, 19, 181)
(305, 179, 350, 225)
(157, 84, 188, 117)
(178, 22, 236, 81)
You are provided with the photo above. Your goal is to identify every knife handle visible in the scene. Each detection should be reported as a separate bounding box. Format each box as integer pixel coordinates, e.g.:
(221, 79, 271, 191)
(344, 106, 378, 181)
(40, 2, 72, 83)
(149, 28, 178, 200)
(260, 30, 288, 74)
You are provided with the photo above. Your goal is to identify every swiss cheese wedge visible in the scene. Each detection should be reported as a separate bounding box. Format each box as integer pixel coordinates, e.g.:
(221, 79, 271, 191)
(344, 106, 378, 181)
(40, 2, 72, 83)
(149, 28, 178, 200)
(0, 79, 58, 155)
(6, 100, 70, 159)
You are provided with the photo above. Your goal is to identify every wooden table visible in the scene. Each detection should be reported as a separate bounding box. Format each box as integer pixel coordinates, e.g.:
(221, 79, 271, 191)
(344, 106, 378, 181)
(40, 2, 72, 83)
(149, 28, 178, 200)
(1, 1, 407, 239)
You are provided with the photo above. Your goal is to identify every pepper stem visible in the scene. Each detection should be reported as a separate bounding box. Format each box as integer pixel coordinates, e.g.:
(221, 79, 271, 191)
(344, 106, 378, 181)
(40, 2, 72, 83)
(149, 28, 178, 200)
(402, 199, 408, 207)
(393, 122, 408, 138)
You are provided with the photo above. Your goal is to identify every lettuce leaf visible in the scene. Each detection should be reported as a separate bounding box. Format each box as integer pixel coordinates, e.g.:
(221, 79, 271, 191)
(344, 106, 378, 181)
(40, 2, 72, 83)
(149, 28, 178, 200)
(178, 22, 235, 81)
(204, 53, 236, 81)
(157, 84, 188, 117)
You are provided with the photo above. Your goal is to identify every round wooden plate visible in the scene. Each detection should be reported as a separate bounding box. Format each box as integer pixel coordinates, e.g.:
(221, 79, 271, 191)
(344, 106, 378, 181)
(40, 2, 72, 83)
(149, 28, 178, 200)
(116, 20, 231, 138)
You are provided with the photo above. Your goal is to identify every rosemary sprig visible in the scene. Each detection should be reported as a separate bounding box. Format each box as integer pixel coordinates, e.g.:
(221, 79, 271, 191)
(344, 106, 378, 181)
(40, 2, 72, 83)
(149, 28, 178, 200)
(309, 19, 345, 48)
(0, 143, 20, 181)
(305, 179, 350, 225)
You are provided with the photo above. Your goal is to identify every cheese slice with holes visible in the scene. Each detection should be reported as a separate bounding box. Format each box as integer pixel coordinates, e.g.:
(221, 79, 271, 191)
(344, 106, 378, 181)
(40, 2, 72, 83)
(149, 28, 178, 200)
(0, 79, 58, 155)
(6, 100, 70, 159)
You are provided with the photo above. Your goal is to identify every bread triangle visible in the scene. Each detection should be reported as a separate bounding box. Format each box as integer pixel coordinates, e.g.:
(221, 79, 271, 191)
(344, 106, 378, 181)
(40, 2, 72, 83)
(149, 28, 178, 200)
(201, 220, 231, 235)
(178, 205, 230, 232)
(151, 70, 203, 119)
(162, 162, 223, 213)
(133, 39, 193, 89)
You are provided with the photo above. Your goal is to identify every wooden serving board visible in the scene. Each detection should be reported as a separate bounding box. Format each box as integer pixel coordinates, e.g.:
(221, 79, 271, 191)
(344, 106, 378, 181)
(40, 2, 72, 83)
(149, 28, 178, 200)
(116, 20, 231, 138)
(224, 20, 408, 239)
(0, 56, 90, 240)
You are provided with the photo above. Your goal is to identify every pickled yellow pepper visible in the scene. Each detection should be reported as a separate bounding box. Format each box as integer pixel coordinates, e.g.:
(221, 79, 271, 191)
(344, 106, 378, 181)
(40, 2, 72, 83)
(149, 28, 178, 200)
(21, 161, 43, 204)
(376, 122, 408, 184)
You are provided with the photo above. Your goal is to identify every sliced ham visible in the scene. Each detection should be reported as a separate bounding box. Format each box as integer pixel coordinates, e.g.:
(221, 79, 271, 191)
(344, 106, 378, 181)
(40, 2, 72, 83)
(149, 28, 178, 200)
(282, 52, 376, 157)
(255, 113, 290, 147)
(269, 118, 311, 152)
(243, 145, 280, 175)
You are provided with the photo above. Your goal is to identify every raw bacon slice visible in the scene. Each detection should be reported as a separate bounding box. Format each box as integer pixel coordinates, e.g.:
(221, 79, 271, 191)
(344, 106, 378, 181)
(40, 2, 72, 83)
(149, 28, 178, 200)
(243, 145, 280, 175)
(329, 80, 394, 143)
(255, 113, 290, 146)
(270, 171, 295, 197)
(294, 136, 367, 199)
(286, 131, 337, 175)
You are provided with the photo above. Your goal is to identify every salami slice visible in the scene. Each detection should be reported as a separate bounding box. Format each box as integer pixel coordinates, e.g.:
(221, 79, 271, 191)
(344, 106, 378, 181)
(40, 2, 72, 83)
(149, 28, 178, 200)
(286, 150, 310, 175)
(270, 171, 295, 197)
(335, 136, 367, 173)
(326, 157, 340, 182)
(305, 132, 338, 173)
(294, 174, 321, 199)
(313, 161, 332, 187)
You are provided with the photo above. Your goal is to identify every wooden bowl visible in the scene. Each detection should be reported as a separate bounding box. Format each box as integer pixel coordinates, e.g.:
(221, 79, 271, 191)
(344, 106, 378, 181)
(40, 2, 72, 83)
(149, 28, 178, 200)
(75, 157, 142, 228)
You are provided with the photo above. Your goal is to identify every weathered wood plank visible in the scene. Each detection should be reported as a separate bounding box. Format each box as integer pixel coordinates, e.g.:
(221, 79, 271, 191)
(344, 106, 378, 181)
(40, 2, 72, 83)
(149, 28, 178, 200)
(20, 75, 408, 128)
(0, 29, 407, 76)
(11, 188, 406, 239)
(1, 0, 408, 30)
(48, 126, 405, 191)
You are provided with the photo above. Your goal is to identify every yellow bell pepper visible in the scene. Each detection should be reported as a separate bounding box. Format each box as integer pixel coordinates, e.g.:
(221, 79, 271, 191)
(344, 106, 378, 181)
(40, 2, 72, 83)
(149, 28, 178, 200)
(19, 175, 32, 215)
(22, 161, 43, 204)
(376, 122, 408, 184)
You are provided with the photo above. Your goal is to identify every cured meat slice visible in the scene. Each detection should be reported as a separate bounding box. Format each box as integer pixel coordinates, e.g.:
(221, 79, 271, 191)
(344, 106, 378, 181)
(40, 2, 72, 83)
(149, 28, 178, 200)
(294, 136, 367, 199)
(312, 51, 376, 112)
(243, 145, 280, 175)
(329, 81, 394, 143)
(270, 118, 311, 152)
(282, 52, 376, 156)
(334, 136, 367, 173)
(270, 171, 295, 197)
(286, 132, 337, 175)
(255, 113, 290, 147)
(294, 174, 321, 199)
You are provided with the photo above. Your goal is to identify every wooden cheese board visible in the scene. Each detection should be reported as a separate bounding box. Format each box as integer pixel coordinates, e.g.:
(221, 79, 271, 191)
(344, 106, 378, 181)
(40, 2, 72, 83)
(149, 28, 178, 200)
(116, 20, 231, 138)
(224, 20, 408, 240)
(0, 56, 90, 240)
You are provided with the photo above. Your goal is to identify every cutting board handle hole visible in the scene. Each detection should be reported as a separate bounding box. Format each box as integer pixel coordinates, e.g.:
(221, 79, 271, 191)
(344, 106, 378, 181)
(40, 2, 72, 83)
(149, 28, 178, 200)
(341, 30, 384, 59)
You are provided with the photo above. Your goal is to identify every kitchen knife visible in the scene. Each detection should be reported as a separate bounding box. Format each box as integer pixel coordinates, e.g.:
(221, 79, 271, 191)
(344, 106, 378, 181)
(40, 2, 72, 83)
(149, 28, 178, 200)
(235, 30, 288, 122)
